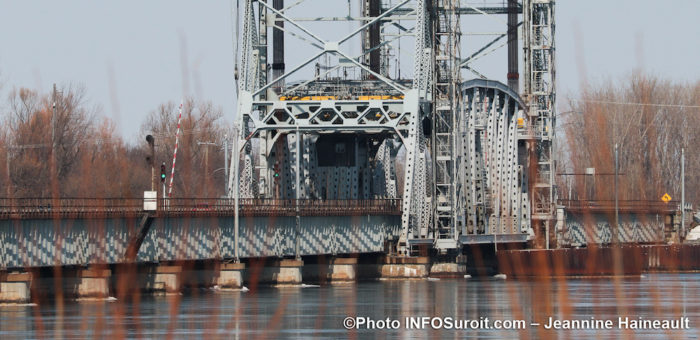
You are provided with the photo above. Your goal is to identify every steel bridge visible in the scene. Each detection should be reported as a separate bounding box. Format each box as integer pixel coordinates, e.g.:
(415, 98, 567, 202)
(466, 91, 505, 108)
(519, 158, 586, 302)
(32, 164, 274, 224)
(1, 1, 684, 271)
(0, 198, 401, 268)
(0, 0, 566, 269)
(227, 0, 556, 255)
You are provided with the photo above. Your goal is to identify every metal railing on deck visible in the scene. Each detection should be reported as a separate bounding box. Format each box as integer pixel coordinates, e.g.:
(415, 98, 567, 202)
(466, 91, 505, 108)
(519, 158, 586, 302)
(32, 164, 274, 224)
(559, 199, 678, 214)
(0, 197, 402, 219)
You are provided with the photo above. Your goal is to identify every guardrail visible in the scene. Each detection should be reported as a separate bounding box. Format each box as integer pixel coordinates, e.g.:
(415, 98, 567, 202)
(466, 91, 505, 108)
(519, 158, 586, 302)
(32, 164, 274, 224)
(0, 198, 402, 219)
(559, 199, 678, 214)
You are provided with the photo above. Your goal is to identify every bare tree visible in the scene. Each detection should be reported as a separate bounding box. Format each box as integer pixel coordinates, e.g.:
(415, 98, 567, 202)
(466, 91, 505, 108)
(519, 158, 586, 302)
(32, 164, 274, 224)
(140, 98, 228, 198)
(3, 85, 97, 197)
(562, 74, 700, 207)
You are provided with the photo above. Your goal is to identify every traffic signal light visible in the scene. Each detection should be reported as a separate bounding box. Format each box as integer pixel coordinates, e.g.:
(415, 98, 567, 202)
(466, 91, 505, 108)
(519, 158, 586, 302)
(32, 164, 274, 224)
(160, 163, 166, 183)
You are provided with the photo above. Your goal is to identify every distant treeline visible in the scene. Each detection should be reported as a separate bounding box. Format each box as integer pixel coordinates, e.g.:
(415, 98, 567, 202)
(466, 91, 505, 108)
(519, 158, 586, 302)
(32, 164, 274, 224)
(2, 74, 699, 206)
(560, 74, 700, 207)
(0, 85, 230, 198)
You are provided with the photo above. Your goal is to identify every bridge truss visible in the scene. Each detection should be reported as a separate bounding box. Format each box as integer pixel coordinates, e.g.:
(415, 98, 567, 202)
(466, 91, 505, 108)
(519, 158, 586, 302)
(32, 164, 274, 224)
(227, 0, 556, 256)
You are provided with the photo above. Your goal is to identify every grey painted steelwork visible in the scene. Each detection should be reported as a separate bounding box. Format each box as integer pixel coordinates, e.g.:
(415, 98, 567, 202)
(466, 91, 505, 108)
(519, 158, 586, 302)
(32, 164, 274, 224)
(558, 212, 666, 247)
(459, 234, 529, 245)
(0, 215, 400, 269)
(522, 0, 556, 227)
(458, 79, 533, 246)
(227, 1, 556, 255)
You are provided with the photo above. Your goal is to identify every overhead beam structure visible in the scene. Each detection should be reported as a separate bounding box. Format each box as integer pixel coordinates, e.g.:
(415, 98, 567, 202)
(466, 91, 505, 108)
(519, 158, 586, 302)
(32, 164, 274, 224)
(228, 0, 557, 256)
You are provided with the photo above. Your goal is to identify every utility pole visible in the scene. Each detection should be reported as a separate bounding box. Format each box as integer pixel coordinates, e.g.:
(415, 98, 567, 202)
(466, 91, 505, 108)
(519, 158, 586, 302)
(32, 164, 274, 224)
(52, 84, 56, 159)
(197, 141, 217, 197)
(614, 143, 619, 246)
(51, 84, 58, 194)
(224, 135, 229, 193)
(5, 148, 11, 198)
(681, 147, 685, 240)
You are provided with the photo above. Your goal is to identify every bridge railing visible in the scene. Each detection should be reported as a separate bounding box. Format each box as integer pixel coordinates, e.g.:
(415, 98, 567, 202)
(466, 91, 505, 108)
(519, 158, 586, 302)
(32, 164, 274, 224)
(159, 198, 402, 216)
(0, 197, 402, 218)
(558, 199, 678, 214)
(0, 197, 144, 215)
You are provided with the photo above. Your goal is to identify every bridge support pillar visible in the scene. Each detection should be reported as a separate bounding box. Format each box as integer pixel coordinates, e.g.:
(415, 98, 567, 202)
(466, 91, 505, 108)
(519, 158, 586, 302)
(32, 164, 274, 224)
(216, 263, 245, 289)
(379, 256, 430, 279)
(252, 259, 303, 286)
(303, 257, 357, 284)
(76, 268, 111, 299)
(429, 255, 468, 278)
(0, 272, 32, 303)
(145, 266, 181, 294)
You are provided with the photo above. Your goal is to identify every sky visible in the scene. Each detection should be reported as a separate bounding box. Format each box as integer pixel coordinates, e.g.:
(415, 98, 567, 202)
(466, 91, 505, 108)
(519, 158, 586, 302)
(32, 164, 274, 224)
(0, 1, 698, 142)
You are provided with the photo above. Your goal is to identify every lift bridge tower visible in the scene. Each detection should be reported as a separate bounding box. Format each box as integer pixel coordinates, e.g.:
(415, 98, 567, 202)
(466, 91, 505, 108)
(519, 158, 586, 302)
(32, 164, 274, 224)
(228, 0, 556, 255)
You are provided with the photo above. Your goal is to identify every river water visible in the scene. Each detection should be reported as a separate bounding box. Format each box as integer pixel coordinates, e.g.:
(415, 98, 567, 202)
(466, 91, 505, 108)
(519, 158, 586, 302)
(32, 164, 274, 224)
(0, 273, 698, 339)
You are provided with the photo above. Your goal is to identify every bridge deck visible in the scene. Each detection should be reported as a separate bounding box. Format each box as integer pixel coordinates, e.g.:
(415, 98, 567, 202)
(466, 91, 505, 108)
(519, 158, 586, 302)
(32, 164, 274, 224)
(0, 198, 402, 219)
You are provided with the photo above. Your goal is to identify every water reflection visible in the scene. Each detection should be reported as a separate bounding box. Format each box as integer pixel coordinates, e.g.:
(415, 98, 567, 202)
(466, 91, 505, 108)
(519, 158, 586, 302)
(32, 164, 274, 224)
(0, 273, 698, 339)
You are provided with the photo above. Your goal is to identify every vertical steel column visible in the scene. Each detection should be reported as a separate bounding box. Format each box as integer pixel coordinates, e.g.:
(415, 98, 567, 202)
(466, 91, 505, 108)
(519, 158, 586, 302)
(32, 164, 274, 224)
(295, 128, 301, 258)
(522, 0, 531, 97)
(271, 0, 285, 93)
(432, 0, 463, 250)
(507, 0, 519, 92)
(258, 0, 269, 100)
(523, 0, 556, 244)
(362, 0, 381, 76)
(233, 127, 240, 261)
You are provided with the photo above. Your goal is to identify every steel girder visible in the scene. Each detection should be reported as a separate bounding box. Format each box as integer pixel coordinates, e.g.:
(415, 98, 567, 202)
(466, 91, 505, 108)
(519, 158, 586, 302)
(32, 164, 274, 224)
(228, 1, 432, 258)
(462, 79, 532, 242)
(523, 0, 556, 241)
(227, 1, 556, 255)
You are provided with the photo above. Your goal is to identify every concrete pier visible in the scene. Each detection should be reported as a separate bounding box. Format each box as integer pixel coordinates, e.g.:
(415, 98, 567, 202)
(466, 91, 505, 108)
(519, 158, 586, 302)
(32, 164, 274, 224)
(249, 259, 303, 286)
(303, 257, 357, 284)
(0, 272, 32, 303)
(429, 255, 467, 278)
(144, 265, 182, 294)
(379, 256, 430, 279)
(178, 262, 246, 290)
(216, 263, 245, 289)
(76, 268, 110, 299)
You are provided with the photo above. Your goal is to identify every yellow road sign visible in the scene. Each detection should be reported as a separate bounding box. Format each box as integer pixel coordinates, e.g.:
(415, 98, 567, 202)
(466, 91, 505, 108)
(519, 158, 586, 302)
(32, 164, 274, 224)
(661, 193, 672, 203)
